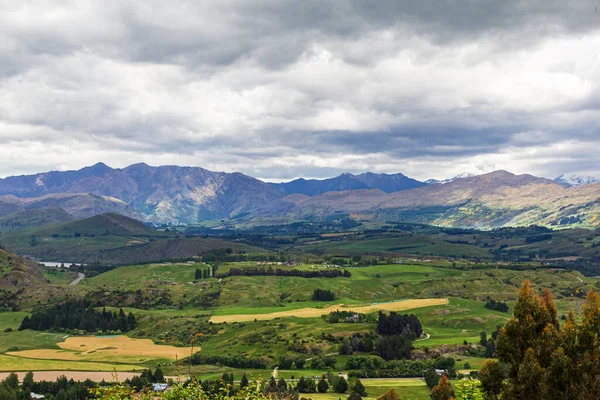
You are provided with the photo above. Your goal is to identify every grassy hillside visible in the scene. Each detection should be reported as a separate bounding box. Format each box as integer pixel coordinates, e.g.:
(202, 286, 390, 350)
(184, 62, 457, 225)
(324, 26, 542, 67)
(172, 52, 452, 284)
(32, 212, 160, 237)
(0, 207, 75, 233)
(0, 248, 45, 288)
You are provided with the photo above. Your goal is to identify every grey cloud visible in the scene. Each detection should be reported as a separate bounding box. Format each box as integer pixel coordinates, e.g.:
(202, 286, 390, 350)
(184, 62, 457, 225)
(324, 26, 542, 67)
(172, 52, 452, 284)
(1, 0, 600, 181)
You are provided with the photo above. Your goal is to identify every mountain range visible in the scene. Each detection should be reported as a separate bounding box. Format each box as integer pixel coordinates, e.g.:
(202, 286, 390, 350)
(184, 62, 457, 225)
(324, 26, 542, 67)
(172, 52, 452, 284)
(0, 163, 600, 229)
(269, 172, 426, 196)
(555, 174, 600, 187)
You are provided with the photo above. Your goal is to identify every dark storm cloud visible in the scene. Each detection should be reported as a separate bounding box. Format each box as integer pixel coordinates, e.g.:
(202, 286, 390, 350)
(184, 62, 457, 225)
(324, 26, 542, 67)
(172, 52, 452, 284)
(1, 0, 600, 180)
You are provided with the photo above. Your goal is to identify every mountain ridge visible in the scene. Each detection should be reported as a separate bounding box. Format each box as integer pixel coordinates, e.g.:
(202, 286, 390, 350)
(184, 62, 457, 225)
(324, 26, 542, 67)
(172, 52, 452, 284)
(1, 164, 600, 229)
(269, 172, 426, 196)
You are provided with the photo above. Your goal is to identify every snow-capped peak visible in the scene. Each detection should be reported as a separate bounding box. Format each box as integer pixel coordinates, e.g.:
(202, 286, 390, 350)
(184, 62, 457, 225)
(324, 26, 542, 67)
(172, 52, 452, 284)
(555, 174, 600, 187)
(426, 172, 475, 185)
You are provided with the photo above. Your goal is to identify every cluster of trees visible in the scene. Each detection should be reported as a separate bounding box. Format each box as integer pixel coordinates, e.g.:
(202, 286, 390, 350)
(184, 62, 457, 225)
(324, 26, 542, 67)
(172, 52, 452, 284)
(312, 288, 336, 301)
(70, 262, 118, 278)
(276, 354, 337, 369)
(479, 328, 500, 358)
(324, 310, 376, 324)
(0, 372, 96, 400)
(216, 266, 351, 279)
(276, 355, 307, 369)
(376, 334, 414, 361)
(122, 368, 165, 391)
(294, 376, 357, 395)
(475, 281, 600, 399)
(19, 300, 136, 333)
(194, 268, 211, 279)
(377, 311, 423, 339)
(484, 298, 509, 313)
(346, 356, 456, 379)
(338, 333, 376, 354)
(187, 353, 269, 369)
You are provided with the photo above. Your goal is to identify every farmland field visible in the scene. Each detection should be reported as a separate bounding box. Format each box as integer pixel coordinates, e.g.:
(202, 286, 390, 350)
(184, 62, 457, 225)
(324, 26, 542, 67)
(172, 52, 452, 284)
(7, 336, 193, 363)
(1, 225, 596, 400)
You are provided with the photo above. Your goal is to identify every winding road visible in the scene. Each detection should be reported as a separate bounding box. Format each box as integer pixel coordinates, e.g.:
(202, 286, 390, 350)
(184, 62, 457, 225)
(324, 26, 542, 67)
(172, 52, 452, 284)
(70, 272, 85, 285)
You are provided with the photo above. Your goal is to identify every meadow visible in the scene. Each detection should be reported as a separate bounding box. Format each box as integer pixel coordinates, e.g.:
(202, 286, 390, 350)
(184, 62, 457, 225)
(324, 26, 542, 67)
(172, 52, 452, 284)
(0, 253, 594, 400)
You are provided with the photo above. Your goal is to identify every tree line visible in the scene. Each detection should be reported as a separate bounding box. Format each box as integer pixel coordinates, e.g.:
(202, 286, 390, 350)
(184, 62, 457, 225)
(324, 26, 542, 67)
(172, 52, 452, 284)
(0, 372, 96, 400)
(19, 300, 136, 333)
(187, 353, 269, 369)
(346, 355, 456, 379)
(194, 268, 210, 279)
(216, 266, 351, 279)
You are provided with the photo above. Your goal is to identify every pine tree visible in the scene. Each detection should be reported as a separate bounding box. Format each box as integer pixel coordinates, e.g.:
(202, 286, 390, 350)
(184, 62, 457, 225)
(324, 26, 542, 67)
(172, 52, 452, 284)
(22, 372, 34, 392)
(267, 376, 278, 393)
(425, 368, 440, 389)
(154, 367, 164, 383)
(352, 379, 367, 396)
(318, 377, 329, 393)
(335, 376, 348, 393)
(277, 377, 287, 392)
(240, 373, 249, 388)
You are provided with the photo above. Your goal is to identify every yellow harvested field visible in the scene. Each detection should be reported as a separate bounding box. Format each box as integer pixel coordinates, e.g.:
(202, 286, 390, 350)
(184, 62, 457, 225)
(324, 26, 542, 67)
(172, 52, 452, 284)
(58, 336, 193, 360)
(7, 335, 193, 362)
(210, 298, 448, 323)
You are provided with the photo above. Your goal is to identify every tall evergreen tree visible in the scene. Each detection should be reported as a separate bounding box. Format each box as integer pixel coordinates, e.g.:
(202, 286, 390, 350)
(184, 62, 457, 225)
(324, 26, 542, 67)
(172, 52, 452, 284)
(318, 377, 329, 393)
(240, 373, 249, 388)
(154, 367, 164, 383)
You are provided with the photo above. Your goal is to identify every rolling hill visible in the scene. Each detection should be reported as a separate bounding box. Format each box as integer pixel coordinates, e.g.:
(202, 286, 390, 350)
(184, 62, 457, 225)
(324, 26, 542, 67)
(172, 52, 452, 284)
(0, 207, 75, 233)
(0, 212, 263, 264)
(34, 212, 159, 237)
(92, 236, 264, 265)
(0, 248, 45, 288)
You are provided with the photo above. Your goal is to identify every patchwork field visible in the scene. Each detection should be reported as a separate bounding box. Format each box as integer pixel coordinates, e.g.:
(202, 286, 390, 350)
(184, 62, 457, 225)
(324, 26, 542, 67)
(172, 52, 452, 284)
(209, 298, 449, 323)
(0, 354, 139, 372)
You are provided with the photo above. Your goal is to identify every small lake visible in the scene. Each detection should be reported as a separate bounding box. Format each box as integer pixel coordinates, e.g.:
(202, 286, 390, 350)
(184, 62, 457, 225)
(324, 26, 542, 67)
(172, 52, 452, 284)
(38, 261, 86, 268)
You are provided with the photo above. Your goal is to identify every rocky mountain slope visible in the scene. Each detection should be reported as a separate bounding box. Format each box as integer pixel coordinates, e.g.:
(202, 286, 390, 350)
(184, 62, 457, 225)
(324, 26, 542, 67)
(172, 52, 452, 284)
(0, 163, 283, 224)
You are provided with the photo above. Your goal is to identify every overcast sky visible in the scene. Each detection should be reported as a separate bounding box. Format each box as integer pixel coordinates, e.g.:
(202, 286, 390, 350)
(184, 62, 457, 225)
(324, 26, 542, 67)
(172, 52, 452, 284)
(1, 1, 600, 181)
